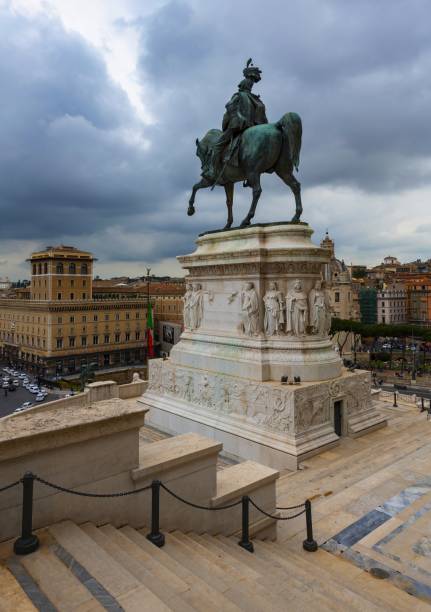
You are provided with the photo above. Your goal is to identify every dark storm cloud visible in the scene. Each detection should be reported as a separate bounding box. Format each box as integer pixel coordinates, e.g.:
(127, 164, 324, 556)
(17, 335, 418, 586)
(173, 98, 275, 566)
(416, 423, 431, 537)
(1, 0, 431, 273)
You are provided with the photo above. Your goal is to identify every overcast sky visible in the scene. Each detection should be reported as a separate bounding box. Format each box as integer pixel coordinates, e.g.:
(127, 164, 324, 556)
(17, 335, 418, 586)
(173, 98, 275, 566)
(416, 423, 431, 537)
(1, 0, 431, 280)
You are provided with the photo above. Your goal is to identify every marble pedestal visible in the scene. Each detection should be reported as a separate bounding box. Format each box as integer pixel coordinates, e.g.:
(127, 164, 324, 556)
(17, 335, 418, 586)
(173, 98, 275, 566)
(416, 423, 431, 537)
(141, 223, 387, 470)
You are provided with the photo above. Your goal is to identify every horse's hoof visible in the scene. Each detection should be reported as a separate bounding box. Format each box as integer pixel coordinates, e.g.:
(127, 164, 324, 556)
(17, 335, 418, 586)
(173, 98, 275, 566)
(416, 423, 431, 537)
(223, 223, 232, 230)
(187, 206, 195, 216)
(240, 218, 251, 228)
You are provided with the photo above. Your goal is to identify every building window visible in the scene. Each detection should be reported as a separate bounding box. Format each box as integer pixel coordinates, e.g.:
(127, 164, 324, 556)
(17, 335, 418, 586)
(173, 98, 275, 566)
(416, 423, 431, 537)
(56, 263, 63, 274)
(136, 312, 140, 319)
(70, 316, 75, 323)
(69, 263, 76, 274)
(94, 315, 98, 322)
(115, 333, 120, 343)
(115, 313, 120, 321)
(57, 279, 62, 287)
(70, 293, 74, 300)
(104, 334, 110, 344)
(81, 263, 88, 274)
(81, 336, 87, 347)
(93, 335, 99, 345)
(71, 279, 74, 288)
(125, 332, 130, 341)
(104, 314, 109, 321)
(32, 264, 36, 275)
(126, 313, 130, 320)
(57, 293, 62, 300)
(82, 293, 86, 300)
(69, 336, 75, 348)
(38, 263, 42, 274)
(44, 262, 48, 274)
(58, 316, 62, 324)
(103, 354, 110, 366)
(57, 338, 63, 349)
(135, 331, 140, 340)
(335, 292, 340, 303)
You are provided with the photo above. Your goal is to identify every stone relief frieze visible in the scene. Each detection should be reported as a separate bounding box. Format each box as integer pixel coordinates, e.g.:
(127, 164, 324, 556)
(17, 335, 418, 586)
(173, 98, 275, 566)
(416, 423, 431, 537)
(187, 261, 323, 277)
(147, 362, 371, 437)
(147, 361, 294, 435)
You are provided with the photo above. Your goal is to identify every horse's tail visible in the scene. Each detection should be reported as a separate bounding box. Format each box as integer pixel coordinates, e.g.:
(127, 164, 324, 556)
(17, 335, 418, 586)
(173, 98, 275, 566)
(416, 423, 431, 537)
(276, 112, 302, 171)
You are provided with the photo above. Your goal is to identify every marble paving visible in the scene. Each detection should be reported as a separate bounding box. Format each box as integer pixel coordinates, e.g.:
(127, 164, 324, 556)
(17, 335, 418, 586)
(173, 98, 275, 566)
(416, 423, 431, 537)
(271, 399, 431, 604)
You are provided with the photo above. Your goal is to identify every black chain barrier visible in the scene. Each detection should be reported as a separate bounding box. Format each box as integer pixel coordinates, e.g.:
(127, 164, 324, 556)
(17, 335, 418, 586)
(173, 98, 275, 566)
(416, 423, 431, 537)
(0, 480, 20, 493)
(34, 475, 152, 498)
(160, 481, 242, 511)
(276, 501, 306, 511)
(2, 472, 318, 557)
(250, 498, 306, 521)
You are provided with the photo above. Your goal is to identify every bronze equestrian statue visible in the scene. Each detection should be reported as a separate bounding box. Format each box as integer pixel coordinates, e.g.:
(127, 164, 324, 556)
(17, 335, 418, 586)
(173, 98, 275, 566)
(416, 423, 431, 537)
(187, 59, 303, 229)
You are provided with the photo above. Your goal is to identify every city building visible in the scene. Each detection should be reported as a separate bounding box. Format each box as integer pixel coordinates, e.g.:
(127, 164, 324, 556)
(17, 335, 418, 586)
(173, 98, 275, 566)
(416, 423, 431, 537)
(398, 273, 431, 326)
(359, 287, 377, 324)
(377, 282, 407, 324)
(0, 277, 12, 290)
(320, 232, 360, 320)
(92, 278, 185, 354)
(0, 246, 147, 378)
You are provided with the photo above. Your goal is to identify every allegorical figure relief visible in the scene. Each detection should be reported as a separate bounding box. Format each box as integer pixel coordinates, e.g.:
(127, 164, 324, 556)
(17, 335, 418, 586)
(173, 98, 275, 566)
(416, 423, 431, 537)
(285, 280, 308, 336)
(241, 281, 260, 336)
(309, 280, 331, 336)
(182, 283, 193, 329)
(189, 283, 204, 330)
(263, 281, 284, 335)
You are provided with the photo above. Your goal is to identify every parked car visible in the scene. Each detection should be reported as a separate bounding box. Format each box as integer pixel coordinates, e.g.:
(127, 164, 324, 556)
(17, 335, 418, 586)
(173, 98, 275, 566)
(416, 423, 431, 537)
(21, 402, 32, 409)
(13, 379, 19, 386)
(35, 394, 45, 402)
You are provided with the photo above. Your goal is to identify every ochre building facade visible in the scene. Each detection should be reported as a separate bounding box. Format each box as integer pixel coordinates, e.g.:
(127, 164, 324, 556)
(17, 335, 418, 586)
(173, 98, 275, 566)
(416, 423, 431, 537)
(0, 246, 147, 378)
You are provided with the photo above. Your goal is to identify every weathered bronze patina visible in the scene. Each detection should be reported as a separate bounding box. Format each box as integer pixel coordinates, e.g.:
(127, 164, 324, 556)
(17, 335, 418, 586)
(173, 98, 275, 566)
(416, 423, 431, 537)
(188, 59, 303, 228)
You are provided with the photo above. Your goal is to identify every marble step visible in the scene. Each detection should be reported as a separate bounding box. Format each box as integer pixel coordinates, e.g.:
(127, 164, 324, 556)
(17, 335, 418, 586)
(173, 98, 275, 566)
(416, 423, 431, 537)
(122, 526, 241, 612)
(215, 534, 352, 612)
(256, 540, 381, 612)
(0, 564, 36, 612)
(48, 521, 168, 611)
(271, 543, 429, 612)
(81, 523, 191, 612)
(20, 544, 104, 612)
(172, 531, 293, 612)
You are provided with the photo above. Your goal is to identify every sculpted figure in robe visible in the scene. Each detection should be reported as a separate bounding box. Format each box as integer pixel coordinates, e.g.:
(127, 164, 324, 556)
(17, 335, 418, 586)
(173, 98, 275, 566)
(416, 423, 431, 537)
(263, 281, 284, 335)
(182, 283, 194, 329)
(241, 281, 260, 336)
(189, 283, 204, 330)
(309, 280, 331, 336)
(285, 280, 308, 336)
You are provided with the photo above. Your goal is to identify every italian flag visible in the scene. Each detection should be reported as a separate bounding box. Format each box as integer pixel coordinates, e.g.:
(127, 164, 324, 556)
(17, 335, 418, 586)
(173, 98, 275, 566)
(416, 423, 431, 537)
(146, 300, 154, 359)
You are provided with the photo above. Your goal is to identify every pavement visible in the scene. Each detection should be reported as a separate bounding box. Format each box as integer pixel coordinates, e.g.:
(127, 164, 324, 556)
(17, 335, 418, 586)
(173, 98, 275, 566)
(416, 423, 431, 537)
(275, 398, 431, 605)
(0, 385, 58, 417)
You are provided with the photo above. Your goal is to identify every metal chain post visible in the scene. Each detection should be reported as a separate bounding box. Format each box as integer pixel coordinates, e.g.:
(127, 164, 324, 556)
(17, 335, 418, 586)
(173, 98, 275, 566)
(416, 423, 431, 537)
(146, 480, 165, 547)
(238, 495, 254, 553)
(302, 499, 318, 552)
(393, 391, 398, 407)
(14, 472, 39, 555)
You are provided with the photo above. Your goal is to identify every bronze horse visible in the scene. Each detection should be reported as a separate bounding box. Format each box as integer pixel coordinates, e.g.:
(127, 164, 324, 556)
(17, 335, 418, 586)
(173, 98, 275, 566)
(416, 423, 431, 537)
(187, 112, 303, 229)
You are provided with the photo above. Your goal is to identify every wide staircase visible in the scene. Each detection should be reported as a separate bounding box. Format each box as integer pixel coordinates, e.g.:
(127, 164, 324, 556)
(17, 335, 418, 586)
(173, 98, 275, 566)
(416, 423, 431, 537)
(1, 520, 428, 611)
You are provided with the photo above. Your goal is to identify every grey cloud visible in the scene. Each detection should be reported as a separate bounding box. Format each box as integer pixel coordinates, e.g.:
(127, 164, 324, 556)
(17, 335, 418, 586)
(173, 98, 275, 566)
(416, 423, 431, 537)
(2, 0, 431, 276)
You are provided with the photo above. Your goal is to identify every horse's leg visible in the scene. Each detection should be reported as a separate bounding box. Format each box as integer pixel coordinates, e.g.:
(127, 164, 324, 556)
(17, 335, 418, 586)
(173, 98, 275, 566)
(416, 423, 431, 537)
(188, 177, 211, 216)
(223, 182, 234, 229)
(276, 168, 302, 222)
(240, 173, 262, 227)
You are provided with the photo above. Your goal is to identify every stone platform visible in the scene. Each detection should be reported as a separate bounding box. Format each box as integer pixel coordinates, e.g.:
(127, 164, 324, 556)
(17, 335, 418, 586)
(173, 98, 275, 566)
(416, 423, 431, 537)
(141, 222, 386, 470)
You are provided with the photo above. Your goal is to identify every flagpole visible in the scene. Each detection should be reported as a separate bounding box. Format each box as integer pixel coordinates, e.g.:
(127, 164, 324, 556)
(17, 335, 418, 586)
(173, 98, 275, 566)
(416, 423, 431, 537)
(146, 267, 152, 363)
